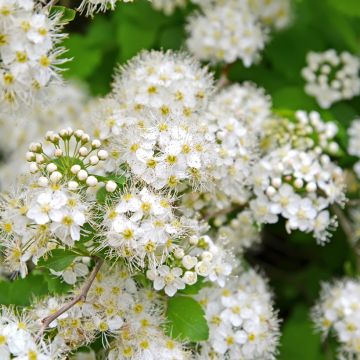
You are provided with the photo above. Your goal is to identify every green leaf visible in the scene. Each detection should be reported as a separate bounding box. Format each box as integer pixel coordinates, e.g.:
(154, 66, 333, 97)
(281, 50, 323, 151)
(165, 296, 209, 341)
(61, 35, 102, 80)
(272, 86, 319, 111)
(327, 0, 360, 17)
(43, 271, 72, 295)
(279, 305, 324, 360)
(0, 274, 48, 306)
(38, 249, 78, 272)
(50, 6, 76, 23)
(117, 20, 157, 62)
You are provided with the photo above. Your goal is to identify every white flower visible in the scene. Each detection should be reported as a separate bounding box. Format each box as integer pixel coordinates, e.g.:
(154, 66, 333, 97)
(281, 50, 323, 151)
(27, 189, 67, 225)
(147, 265, 185, 296)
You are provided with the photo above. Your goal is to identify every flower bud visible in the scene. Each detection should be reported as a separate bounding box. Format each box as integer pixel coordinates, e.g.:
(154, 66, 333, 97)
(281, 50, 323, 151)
(54, 149, 63, 157)
(50, 171, 62, 183)
(81, 134, 90, 144)
(77, 169, 88, 181)
(74, 129, 84, 139)
(91, 139, 101, 149)
(174, 248, 184, 259)
(182, 255, 197, 270)
(71, 164, 81, 174)
(68, 181, 79, 190)
(29, 163, 39, 173)
(79, 147, 89, 157)
(183, 271, 197, 285)
(46, 163, 57, 173)
(86, 176, 98, 187)
(105, 180, 117, 193)
(98, 149, 108, 160)
(26, 151, 35, 162)
(195, 261, 210, 277)
(89, 155, 99, 165)
(294, 178, 304, 189)
(306, 182, 317, 192)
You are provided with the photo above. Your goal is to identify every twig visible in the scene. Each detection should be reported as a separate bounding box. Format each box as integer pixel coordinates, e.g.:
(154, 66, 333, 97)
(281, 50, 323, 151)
(37, 257, 104, 338)
(331, 205, 354, 240)
(216, 62, 235, 89)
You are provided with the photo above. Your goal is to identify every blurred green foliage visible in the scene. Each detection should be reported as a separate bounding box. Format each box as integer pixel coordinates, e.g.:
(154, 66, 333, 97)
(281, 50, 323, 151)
(1, 0, 360, 358)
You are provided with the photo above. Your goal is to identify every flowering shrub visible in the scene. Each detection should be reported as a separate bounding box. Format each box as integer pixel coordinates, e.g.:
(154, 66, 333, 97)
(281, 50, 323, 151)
(0, 1, 360, 359)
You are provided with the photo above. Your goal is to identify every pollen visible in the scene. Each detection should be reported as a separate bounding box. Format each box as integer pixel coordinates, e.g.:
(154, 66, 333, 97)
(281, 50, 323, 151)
(16, 51, 28, 63)
(62, 215, 74, 226)
(147, 86, 157, 94)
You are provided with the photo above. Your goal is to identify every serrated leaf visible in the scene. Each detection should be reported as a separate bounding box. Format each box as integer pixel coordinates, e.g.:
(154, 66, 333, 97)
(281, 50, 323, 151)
(50, 6, 76, 23)
(38, 249, 78, 272)
(166, 296, 209, 341)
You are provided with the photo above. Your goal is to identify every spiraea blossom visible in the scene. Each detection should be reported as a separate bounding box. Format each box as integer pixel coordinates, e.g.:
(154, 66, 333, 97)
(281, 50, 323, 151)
(348, 119, 360, 179)
(0, 128, 112, 277)
(249, 110, 345, 243)
(312, 279, 360, 358)
(302, 50, 360, 109)
(197, 269, 280, 360)
(0, 0, 67, 108)
(33, 265, 190, 358)
(0, 82, 88, 188)
(113, 50, 214, 116)
(186, 0, 267, 66)
(0, 306, 63, 359)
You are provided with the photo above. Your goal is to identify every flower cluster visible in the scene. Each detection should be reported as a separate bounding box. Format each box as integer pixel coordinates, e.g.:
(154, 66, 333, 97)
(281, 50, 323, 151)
(33, 265, 189, 358)
(0, 0, 66, 108)
(312, 279, 360, 358)
(147, 232, 234, 295)
(0, 128, 116, 277)
(0, 306, 62, 359)
(186, 0, 267, 66)
(348, 118, 360, 178)
(197, 269, 280, 360)
(250, 110, 345, 243)
(113, 50, 214, 116)
(100, 185, 181, 268)
(302, 50, 360, 109)
(0, 82, 88, 188)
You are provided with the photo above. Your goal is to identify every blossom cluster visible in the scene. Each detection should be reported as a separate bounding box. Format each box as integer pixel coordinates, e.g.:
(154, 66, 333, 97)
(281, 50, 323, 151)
(0, 47, 352, 360)
(312, 279, 360, 358)
(250, 110, 345, 243)
(0, 0, 66, 109)
(197, 269, 280, 360)
(302, 50, 360, 109)
(186, 0, 291, 66)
